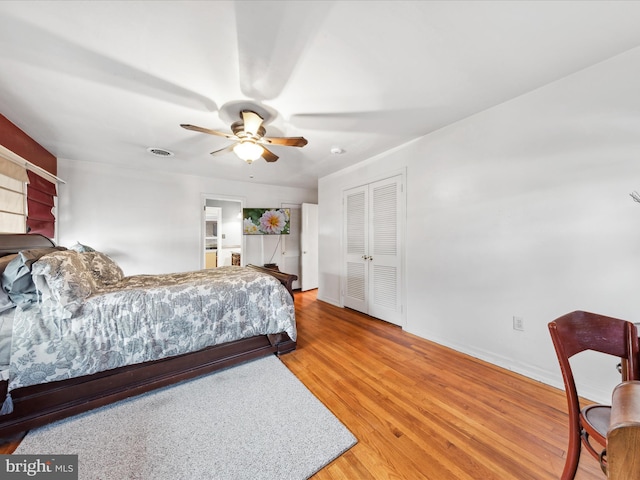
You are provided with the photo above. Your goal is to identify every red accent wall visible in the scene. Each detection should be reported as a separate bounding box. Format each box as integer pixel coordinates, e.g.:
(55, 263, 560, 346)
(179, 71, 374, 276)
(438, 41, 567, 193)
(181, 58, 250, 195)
(0, 114, 57, 175)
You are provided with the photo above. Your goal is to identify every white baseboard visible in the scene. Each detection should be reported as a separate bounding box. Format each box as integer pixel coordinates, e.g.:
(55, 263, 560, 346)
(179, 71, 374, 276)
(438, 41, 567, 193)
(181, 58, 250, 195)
(316, 293, 342, 308)
(304, 299, 613, 405)
(415, 332, 612, 405)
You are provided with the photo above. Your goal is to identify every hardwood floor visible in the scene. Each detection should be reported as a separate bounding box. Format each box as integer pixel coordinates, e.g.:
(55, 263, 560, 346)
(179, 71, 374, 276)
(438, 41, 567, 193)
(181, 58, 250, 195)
(0, 289, 605, 479)
(281, 290, 604, 480)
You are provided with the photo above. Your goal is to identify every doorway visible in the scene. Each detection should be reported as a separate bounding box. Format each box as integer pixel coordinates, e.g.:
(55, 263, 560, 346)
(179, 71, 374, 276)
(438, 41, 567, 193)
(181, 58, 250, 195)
(204, 207, 222, 268)
(203, 196, 243, 268)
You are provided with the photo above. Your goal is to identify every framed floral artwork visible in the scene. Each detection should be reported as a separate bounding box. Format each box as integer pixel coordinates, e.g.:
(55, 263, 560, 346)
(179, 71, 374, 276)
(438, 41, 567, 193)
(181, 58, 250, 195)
(242, 208, 290, 235)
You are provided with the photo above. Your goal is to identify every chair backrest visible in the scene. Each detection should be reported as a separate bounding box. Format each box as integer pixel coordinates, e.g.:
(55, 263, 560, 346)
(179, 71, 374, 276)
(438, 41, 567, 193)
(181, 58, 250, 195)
(549, 311, 639, 423)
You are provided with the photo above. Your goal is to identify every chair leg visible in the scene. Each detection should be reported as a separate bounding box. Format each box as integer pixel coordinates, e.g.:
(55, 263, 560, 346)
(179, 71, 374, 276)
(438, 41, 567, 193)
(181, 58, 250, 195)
(598, 449, 607, 476)
(561, 428, 582, 480)
(582, 431, 608, 476)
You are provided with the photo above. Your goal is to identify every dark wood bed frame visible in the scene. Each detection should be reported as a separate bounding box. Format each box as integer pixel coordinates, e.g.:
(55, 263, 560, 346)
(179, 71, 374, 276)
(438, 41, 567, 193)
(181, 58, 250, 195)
(0, 234, 297, 438)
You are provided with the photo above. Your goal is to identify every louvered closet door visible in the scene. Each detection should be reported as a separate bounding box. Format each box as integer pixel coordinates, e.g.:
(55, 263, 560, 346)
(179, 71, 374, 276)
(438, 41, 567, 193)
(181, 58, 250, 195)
(367, 177, 402, 324)
(343, 175, 403, 326)
(343, 185, 368, 314)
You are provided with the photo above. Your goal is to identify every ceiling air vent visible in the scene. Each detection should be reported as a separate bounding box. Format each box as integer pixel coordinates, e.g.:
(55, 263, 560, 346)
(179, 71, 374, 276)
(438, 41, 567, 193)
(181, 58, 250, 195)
(146, 147, 174, 157)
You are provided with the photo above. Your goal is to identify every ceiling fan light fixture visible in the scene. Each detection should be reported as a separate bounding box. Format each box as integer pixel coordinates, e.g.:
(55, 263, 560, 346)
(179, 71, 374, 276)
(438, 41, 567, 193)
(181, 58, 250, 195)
(181, 106, 305, 164)
(233, 141, 263, 163)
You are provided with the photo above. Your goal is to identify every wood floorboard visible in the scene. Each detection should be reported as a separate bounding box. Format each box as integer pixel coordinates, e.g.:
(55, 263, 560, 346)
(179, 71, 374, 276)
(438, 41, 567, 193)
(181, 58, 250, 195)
(282, 290, 605, 480)
(0, 289, 606, 479)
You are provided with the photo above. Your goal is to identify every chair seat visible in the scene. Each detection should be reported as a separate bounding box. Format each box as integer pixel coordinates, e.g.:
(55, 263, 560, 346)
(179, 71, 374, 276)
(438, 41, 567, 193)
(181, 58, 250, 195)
(581, 404, 611, 441)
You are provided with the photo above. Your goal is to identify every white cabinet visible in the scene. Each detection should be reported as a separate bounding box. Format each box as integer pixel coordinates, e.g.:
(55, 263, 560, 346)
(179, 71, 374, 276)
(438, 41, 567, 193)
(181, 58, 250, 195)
(343, 175, 404, 326)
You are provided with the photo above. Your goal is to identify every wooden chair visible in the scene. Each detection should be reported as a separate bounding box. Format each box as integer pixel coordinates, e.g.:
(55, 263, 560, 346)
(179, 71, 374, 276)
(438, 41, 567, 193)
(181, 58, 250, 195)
(548, 311, 639, 480)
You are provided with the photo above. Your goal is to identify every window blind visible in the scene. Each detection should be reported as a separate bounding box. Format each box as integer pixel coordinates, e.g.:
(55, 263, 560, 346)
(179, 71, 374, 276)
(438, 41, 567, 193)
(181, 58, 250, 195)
(0, 155, 29, 183)
(0, 156, 27, 234)
(0, 174, 26, 234)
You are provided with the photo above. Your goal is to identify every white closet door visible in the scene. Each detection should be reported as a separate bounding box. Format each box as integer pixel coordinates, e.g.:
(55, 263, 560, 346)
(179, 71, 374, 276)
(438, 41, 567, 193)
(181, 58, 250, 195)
(343, 175, 403, 326)
(343, 185, 368, 313)
(368, 177, 402, 324)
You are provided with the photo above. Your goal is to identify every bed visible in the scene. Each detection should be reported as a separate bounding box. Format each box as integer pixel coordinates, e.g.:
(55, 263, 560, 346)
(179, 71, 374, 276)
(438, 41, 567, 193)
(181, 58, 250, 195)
(0, 233, 297, 438)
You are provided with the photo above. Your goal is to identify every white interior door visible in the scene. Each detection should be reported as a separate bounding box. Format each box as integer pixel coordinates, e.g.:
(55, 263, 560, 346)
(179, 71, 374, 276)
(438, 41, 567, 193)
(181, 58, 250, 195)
(343, 185, 368, 313)
(301, 203, 318, 291)
(343, 175, 403, 326)
(281, 203, 301, 290)
(367, 177, 403, 325)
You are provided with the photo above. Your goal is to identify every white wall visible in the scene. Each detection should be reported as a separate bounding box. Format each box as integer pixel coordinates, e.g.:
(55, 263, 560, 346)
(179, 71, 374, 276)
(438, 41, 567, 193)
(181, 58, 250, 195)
(57, 159, 317, 275)
(319, 46, 640, 404)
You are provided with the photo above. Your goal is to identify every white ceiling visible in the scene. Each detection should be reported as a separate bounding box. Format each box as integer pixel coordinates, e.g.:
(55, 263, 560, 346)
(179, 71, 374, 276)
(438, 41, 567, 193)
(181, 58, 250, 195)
(2, 1, 640, 190)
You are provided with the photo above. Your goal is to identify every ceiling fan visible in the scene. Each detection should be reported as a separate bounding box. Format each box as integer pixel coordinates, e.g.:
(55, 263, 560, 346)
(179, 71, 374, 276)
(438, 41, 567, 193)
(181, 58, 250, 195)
(181, 110, 307, 164)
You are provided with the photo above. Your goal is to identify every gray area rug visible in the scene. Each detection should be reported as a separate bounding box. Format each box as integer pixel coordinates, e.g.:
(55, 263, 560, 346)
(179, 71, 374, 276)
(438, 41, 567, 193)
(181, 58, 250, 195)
(15, 355, 357, 479)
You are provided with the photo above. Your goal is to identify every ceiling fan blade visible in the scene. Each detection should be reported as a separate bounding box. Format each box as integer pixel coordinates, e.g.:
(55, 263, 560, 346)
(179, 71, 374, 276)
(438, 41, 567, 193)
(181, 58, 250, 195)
(261, 147, 279, 163)
(181, 124, 236, 139)
(235, 2, 332, 100)
(241, 111, 264, 136)
(210, 144, 237, 156)
(3, 16, 217, 112)
(260, 136, 308, 147)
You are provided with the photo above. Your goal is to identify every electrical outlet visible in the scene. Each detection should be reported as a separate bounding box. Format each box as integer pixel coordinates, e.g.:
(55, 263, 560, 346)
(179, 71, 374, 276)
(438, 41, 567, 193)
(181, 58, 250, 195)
(513, 316, 525, 331)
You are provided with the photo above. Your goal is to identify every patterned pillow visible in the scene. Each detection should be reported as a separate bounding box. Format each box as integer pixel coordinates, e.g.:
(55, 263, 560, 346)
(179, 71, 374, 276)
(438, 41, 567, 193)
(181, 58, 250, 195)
(31, 250, 97, 316)
(83, 251, 124, 287)
(2, 247, 67, 306)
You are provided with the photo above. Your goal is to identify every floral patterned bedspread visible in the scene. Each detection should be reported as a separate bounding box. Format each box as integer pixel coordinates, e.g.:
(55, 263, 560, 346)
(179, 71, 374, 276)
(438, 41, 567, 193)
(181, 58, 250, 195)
(8, 266, 296, 391)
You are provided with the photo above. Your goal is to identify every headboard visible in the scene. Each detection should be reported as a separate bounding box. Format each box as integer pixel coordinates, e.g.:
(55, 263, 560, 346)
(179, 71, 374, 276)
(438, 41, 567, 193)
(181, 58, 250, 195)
(0, 233, 55, 257)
